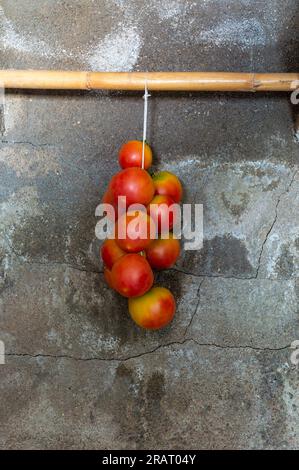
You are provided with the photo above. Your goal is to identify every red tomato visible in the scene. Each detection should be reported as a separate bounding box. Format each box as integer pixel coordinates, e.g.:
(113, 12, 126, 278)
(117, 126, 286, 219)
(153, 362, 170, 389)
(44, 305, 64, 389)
(115, 210, 156, 253)
(109, 168, 155, 208)
(145, 233, 180, 270)
(101, 239, 126, 270)
(147, 194, 177, 233)
(111, 253, 154, 298)
(104, 266, 115, 289)
(119, 140, 152, 170)
(102, 190, 113, 205)
(152, 171, 183, 203)
(102, 189, 118, 222)
(128, 286, 176, 329)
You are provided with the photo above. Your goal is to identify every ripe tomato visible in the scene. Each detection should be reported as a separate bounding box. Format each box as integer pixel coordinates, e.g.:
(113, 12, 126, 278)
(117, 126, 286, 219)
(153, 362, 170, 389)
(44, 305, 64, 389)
(104, 266, 115, 289)
(145, 233, 180, 270)
(128, 286, 176, 329)
(111, 253, 154, 298)
(147, 194, 177, 233)
(102, 189, 113, 205)
(115, 210, 156, 253)
(152, 171, 183, 203)
(119, 140, 152, 170)
(109, 168, 155, 208)
(101, 239, 126, 270)
(102, 189, 118, 222)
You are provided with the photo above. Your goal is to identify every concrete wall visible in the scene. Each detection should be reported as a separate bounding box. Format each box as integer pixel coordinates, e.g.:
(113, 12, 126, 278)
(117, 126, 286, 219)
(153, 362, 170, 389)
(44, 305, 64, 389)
(0, 0, 298, 449)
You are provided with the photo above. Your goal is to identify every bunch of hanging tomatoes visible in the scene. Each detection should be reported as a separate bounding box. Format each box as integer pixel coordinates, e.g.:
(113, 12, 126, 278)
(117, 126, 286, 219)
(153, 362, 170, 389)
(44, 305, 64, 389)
(100, 140, 183, 330)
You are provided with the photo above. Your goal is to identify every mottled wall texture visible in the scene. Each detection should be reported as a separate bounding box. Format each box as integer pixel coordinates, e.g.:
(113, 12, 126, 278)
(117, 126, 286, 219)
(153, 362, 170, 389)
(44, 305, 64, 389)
(0, 0, 298, 450)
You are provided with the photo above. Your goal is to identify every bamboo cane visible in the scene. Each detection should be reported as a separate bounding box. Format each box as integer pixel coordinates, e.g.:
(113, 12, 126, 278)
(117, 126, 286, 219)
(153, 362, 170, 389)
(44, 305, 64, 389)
(0, 70, 298, 92)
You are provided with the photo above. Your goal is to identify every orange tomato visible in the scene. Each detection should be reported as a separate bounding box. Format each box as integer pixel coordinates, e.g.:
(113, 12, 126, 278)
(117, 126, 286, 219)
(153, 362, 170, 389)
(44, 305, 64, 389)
(111, 253, 154, 298)
(128, 286, 176, 330)
(101, 239, 126, 270)
(152, 171, 183, 203)
(119, 140, 153, 170)
(147, 194, 177, 233)
(145, 233, 180, 270)
(109, 168, 155, 208)
(115, 210, 156, 253)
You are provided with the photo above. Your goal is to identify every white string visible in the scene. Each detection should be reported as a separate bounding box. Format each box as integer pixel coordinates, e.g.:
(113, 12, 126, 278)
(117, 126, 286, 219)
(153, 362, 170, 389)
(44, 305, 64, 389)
(141, 80, 150, 169)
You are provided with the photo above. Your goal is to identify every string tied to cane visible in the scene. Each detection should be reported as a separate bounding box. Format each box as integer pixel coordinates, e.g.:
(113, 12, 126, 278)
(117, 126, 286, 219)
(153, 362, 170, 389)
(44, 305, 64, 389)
(141, 80, 150, 170)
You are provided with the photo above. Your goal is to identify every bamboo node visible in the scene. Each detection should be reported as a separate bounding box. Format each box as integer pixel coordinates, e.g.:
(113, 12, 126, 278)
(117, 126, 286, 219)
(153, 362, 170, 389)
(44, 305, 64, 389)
(86, 72, 92, 91)
(252, 75, 262, 91)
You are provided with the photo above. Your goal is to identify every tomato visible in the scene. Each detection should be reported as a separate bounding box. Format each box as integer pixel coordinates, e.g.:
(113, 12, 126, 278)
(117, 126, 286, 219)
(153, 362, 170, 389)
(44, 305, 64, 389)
(111, 253, 154, 298)
(145, 233, 180, 270)
(104, 266, 115, 289)
(109, 168, 155, 208)
(128, 286, 176, 329)
(115, 210, 156, 253)
(147, 194, 177, 233)
(119, 140, 152, 170)
(152, 171, 183, 203)
(102, 189, 113, 205)
(101, 239, 126, 270)
(102, 190, 110, 205)
(101, 189, 118, 223)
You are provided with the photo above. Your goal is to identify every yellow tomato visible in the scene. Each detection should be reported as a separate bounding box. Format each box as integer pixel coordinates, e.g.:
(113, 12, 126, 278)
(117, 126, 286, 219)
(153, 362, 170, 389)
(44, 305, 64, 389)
(128, 286, 176, 330)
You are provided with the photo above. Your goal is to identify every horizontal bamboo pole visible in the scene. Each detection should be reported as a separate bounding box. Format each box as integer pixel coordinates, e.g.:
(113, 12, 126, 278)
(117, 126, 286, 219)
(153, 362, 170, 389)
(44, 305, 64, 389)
(0, 70, 298, 92)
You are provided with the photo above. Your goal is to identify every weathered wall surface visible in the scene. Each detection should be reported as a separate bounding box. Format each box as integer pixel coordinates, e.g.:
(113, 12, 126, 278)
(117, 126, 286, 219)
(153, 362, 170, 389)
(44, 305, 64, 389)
(0, 0, 298, 449)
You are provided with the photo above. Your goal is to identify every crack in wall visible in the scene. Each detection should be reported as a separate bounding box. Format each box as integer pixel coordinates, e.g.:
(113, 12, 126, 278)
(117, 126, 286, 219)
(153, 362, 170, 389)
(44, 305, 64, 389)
(184, 278, 205, 337)
(169, 266, 257, 281)
(2, 249, 298, 281)
(3, 235, 102, 275)
(0, 139, 100, 188)
(0, 139, 56, 148)
(255, 169, 298, 278)
(23, 259, 102, 275)
(5, 338, 290, 364)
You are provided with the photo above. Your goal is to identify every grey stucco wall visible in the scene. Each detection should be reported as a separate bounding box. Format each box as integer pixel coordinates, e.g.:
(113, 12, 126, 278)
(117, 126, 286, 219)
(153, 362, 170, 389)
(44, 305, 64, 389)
(0, 0, 298, 449)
